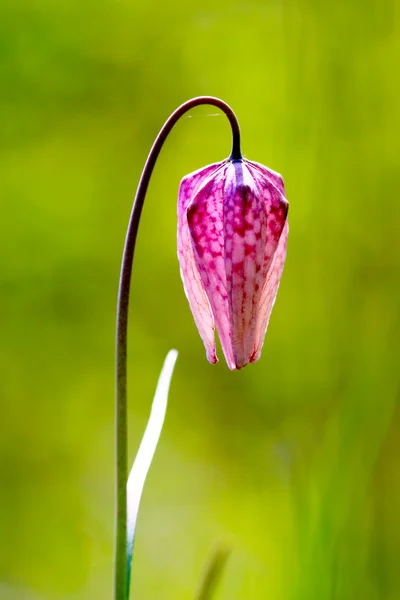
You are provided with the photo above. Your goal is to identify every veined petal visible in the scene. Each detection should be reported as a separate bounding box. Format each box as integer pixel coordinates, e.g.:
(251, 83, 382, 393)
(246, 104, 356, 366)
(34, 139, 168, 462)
(251, 219, 288, 363)
(223, 161, 267, 368)
(177, 162, 224, 364)
(247, 162, 288, 363)
(245, 159, 286, 196)
(251, 164, 288, 278)
(186, 164, 237, 370)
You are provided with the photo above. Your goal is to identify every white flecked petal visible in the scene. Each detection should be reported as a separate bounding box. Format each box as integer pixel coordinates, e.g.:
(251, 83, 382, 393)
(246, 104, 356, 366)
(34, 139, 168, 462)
(186, 163, 237, 370)
(177, 162, 224, 364)
(251, 220, 288, 363)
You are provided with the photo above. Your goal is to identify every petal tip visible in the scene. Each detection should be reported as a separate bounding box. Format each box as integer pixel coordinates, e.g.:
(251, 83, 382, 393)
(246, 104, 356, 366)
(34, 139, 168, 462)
(249, 350, 261, 364)
(206, 350, 218, 365)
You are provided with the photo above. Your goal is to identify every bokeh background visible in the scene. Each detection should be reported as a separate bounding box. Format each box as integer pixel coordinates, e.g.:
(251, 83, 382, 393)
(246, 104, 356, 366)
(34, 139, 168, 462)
(1, 0, 399, 599)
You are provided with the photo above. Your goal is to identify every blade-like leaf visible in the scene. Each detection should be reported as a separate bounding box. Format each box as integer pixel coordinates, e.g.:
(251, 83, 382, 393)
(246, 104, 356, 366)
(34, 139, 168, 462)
(195, 544, 231, 600)
(126, 349, 178, 598)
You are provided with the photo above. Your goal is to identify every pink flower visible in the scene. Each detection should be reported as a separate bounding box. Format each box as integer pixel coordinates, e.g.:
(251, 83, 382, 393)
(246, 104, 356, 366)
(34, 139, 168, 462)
(177, 158, 288, 370)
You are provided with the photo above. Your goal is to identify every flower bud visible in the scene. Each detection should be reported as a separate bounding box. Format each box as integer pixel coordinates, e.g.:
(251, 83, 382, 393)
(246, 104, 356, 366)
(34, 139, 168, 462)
(177, 158, 288, 370)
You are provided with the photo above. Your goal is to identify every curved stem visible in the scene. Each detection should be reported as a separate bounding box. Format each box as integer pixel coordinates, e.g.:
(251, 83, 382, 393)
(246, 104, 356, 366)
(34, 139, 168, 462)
(114, 96, 241, 600)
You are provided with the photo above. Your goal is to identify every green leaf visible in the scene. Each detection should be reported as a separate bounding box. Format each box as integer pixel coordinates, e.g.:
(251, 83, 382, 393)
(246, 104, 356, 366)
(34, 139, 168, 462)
(195, 544, 231, 600)
(126, 349, 178, 599)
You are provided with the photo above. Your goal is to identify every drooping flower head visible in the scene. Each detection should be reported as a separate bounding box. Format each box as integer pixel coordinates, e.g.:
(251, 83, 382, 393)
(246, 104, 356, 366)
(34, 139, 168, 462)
(177, 157, 288, 370)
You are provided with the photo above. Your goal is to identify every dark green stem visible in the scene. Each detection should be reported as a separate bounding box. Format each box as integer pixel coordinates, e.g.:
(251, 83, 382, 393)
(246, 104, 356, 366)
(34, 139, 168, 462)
(114, 96, 241, 600)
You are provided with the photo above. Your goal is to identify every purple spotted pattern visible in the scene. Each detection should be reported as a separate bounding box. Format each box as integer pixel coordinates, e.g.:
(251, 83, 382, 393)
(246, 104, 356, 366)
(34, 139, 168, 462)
(177, 158, 288, 370)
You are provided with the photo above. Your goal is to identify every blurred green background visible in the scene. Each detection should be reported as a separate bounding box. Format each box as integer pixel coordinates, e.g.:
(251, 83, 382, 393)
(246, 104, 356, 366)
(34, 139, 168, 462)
(1, 0, 399, 599)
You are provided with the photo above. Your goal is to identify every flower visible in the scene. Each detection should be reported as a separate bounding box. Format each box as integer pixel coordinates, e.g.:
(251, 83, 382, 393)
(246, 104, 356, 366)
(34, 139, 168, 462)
(177, 158, 288, 370)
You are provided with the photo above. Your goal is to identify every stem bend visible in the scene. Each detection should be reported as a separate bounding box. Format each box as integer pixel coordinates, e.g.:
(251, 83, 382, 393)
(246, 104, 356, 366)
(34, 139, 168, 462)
(114, 97, 241, 600)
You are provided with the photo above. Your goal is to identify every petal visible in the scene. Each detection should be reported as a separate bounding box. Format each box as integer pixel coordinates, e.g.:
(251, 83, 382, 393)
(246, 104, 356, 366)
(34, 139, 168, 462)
(251, 219, 288, 363)
(223, 161, 268, 368)
(252, 165, 288, 278)
(186, 164, 237, 370)
(245, 159, 286, 196)
(248, 163, 289, 363)
(177, 162, 224, 364)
